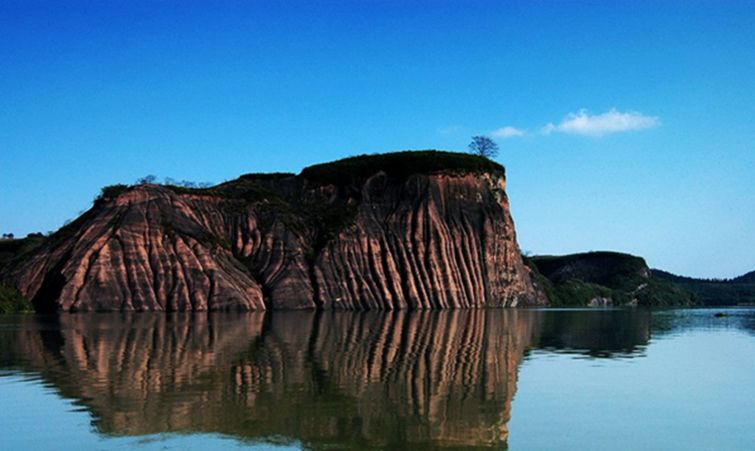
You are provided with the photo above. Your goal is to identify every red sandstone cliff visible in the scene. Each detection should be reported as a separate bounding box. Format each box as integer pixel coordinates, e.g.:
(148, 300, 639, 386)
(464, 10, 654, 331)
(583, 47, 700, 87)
(4, 151, 545, 311)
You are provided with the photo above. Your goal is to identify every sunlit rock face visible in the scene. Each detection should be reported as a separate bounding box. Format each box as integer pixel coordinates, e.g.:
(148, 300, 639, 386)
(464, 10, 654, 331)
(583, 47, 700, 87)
(315, 172, 540, 309)
(6, 310, 541, 448)
(6, 157, 545, 311)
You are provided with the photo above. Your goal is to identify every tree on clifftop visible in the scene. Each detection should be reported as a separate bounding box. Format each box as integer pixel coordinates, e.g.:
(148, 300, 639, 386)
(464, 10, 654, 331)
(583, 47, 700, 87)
(468, 135, 499, 159)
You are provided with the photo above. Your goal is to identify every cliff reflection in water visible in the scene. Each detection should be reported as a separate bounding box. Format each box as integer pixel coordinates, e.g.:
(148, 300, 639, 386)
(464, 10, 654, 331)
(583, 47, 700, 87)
(535, 309, 651, 358)
(4, 310, 535, 448)
(1, 309, 651, 448)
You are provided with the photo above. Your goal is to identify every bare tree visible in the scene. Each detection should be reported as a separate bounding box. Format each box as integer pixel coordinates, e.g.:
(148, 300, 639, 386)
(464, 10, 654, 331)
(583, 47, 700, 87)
(468, 135, 499, 158)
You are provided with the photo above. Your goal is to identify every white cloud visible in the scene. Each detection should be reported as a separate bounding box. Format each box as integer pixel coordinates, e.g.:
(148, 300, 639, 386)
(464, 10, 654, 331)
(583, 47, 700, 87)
(490, 126, 526, 138)
(542, 109, 659, 137)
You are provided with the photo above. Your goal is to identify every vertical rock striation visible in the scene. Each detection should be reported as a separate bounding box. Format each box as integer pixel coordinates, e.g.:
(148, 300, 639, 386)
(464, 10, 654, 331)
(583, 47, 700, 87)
(4, 151, 545, 311)
(315, 172, 538, 308)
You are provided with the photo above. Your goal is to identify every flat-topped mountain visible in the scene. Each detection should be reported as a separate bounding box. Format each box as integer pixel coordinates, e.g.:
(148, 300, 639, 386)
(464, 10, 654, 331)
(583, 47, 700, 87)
(1, 151, 545, 312)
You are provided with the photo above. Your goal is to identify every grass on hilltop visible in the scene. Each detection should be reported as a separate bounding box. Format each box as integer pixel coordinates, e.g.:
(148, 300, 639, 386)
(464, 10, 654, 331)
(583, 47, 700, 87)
(300, 150, 504, 186)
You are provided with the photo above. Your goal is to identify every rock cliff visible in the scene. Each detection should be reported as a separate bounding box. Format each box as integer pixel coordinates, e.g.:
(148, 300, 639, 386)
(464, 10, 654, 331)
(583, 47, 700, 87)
(4, 151, 545, 311)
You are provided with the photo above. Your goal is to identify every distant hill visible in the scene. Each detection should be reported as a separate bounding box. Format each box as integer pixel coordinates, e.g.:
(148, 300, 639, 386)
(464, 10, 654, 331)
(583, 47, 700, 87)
(732, 270, 755, 284)
(530, 251, 649, 291)
(526, 251, 755, 307)
(652, 269, 755, 306)
(526, 251, 695, 307)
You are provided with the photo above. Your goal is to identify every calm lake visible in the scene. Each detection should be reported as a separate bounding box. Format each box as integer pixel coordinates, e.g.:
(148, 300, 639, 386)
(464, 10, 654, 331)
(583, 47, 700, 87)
(1, 308, 753, 450)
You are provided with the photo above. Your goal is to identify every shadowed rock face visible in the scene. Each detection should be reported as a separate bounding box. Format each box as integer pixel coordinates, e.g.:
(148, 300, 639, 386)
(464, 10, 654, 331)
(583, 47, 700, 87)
(4, 310, 541, 448)
(5, 159, 544, 311)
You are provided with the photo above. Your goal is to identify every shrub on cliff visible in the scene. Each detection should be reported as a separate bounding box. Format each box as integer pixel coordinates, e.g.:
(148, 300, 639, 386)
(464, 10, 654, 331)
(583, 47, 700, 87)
(96, 184, 131, 202)
(0, 234, 47, 271)
(0, 285, 33, 314)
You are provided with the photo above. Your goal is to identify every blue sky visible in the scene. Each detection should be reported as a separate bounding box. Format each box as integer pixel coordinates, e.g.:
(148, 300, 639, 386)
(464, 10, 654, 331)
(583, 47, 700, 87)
(1, 1, 753, 278)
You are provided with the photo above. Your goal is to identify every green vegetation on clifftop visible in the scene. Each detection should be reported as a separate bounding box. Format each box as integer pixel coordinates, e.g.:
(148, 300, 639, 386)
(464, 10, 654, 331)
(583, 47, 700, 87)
(95, 184, 131, 203)
(300, 150, 504, 186)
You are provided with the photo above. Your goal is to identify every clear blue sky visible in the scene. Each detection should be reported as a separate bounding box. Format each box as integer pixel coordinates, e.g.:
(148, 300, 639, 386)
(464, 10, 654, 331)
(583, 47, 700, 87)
(1, 1, 753, 278)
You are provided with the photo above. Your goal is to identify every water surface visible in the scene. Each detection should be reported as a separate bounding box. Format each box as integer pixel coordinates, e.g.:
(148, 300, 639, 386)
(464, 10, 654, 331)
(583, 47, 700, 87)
(0, 308, 753, 450)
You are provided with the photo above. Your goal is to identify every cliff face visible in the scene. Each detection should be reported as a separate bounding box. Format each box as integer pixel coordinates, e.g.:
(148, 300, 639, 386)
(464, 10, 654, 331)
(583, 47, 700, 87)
(315, 172, 538, 309)
(5, 151, 545, 312)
